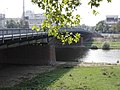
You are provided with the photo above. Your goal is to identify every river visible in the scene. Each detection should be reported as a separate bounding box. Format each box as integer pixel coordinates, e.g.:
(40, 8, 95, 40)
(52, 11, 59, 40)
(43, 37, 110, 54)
(56, 47, 120, 64)
(79, 49, 120, 63)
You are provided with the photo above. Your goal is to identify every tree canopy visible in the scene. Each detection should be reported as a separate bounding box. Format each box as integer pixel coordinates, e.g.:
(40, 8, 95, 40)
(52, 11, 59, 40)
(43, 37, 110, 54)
(5, 19, 29, 28)
(95, 20, 109, 33)
(31, 0, 112, 44)
(109, 21, 120, 33)
(6, 19, 18, 28)
(115, 21, 120, 32)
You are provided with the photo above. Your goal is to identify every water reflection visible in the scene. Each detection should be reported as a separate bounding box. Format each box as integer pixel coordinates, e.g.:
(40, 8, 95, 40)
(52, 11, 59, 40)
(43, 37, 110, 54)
(56, 47, 88, 62)
(79, 49, 120, 63)
(56, 47, 120, 63)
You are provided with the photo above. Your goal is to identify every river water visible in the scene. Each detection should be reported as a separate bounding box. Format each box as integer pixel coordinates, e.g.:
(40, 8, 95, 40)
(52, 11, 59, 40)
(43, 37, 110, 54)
(56, 47, 120, 64)
(79, 49, 120, 63)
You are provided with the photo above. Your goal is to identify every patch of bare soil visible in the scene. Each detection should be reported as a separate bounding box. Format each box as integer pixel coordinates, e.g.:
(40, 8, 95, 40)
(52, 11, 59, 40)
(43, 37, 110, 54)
(0, 65, 55, 87)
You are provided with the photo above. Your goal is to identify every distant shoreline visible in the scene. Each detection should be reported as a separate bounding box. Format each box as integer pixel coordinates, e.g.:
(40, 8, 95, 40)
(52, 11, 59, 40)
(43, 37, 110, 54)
(84, 38, 120, 49)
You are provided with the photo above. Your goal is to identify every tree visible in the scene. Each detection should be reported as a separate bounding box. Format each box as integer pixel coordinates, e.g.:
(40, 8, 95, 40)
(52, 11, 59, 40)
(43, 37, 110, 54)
(115, 21, 120, 33)
(95, 20, 109, 33)
(5, 19, 29, 28)
(19, 19, 29, 28)
(80, 24, 94, 31)
(6, 19, 18, 28)
(109, 21, 120, 33)
(31, 0, 112, 44)
(109, 24, 117, 33)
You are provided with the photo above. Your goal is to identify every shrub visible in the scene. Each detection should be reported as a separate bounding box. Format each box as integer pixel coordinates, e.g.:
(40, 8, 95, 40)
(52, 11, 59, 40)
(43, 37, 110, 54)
(117, 60, 119, 63)
(91, 45, 98, 49)
(102, 42, 110, 50)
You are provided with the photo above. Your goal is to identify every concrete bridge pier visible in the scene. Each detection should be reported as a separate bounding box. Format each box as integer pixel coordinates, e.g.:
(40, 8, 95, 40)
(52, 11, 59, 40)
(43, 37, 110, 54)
(49, 45, 56, 65)
(0, 45, 56, 65)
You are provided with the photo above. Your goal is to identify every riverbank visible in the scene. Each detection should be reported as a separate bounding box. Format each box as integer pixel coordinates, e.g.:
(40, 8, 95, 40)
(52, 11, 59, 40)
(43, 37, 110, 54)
(0, 62, 120, 90)
(84, 39, 120, 49)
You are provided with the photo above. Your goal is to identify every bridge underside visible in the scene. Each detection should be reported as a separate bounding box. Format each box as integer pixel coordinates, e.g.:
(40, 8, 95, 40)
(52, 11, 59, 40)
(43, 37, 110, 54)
(0, 45, 56, 65)
(0, 35, 51, 50)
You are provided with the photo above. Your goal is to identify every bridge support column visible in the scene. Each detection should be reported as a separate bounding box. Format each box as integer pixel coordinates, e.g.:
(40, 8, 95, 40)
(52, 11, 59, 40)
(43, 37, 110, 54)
(49, 45, 56, 65)
(80, 37, 83, 46)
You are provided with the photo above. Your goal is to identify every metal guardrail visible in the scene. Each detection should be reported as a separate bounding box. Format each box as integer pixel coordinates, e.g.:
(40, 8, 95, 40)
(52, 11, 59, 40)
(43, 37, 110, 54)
(0, 28, 48, 43)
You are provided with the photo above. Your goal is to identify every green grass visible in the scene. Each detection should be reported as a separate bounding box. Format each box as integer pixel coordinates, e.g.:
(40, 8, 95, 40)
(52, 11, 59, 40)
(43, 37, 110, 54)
(2, 66, 120, 90)
(84, 40, 120, 49)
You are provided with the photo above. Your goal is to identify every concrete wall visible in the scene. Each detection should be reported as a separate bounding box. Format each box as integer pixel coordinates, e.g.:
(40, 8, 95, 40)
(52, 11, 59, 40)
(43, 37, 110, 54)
(0, 45, 56, 65)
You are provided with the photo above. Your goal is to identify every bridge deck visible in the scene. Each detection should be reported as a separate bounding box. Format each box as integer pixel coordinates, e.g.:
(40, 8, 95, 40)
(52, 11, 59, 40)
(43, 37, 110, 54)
(0, 28, 93, 49)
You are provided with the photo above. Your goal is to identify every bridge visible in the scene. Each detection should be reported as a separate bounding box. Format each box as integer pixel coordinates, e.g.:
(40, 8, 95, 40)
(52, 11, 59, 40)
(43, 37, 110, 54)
(0, 28, 92, 49)
(0, 28, 49, 49)
(0, 28, 93, 65)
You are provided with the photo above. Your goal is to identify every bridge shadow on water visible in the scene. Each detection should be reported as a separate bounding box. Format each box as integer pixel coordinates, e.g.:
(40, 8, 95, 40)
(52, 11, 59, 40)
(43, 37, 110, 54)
(56, 46, 88, 62)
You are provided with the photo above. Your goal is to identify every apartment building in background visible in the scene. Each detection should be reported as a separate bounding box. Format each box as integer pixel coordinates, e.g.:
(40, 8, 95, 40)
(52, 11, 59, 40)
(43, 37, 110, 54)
(106, 15, 120, 26)
(25, 10, 46, 28)
(0, 10, 46, 28)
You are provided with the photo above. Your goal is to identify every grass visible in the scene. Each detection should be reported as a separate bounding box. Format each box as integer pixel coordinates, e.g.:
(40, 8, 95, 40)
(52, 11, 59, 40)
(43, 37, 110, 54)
(84, 40, 120, 49)
(1, 65, 120, 90)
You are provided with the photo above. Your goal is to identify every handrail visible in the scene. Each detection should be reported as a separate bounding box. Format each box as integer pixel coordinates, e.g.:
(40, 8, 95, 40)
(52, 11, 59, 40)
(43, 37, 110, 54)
(0, 28, 48, 44)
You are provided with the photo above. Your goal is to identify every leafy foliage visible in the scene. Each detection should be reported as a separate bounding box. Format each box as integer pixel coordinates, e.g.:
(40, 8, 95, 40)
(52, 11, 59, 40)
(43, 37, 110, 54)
(95, 20, 109, 33)
(88, 0, 112, 8)
(115, 21, 120, 32)
(19, 20, 29, 28)
(91, 45, 98, 49)
(5, 19, 29, 28)
(88, 0, 111, 15)
(6, 19, 19, 28)
(109, 21, 120, 33)
(102, 42, 110, 50)
(31, 0, 112, 44)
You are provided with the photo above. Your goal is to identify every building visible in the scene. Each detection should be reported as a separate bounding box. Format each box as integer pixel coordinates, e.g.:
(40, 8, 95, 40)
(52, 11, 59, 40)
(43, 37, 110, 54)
(25, 10, 46, 28)
(106, 15, 119, 26)
(0, 13, 5, 28)
(3, 10, 46, 28)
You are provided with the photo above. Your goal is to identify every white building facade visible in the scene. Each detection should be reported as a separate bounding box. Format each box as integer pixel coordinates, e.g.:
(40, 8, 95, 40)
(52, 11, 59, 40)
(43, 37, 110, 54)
(106, 15, 119, 26)
(25, 10, 46, 28)
(0, 10, 46, 28)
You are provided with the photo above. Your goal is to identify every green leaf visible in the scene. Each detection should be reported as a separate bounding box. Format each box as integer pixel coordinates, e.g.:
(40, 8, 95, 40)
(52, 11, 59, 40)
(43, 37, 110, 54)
(31, 0, 111, 44)
(36, 27, 40, 31)
(107, 0, 112, 2)
(32, 25, 37, 30)
(92, 10, 99, 15)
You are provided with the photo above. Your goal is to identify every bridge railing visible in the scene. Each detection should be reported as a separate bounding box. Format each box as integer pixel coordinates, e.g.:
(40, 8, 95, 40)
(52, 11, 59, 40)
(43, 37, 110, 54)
(0, 28, 48, 43)
(0, 28, 36, 35)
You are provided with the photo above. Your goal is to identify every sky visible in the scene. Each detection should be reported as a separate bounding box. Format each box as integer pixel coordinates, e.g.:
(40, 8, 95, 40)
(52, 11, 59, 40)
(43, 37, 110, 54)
(0, 0, 120, 26)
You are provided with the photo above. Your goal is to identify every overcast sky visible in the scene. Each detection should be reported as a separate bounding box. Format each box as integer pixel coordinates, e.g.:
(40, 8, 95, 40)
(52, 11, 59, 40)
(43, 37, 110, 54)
(0, 0, 120, 26)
